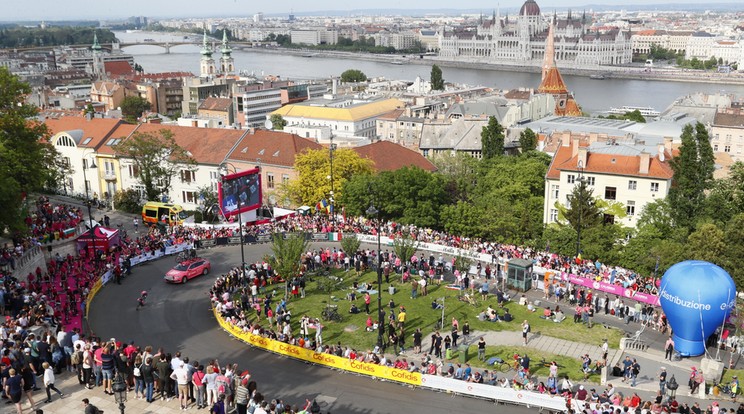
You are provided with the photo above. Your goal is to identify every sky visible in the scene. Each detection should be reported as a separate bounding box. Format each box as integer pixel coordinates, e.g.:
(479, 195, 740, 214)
(4, 0, 743, 21)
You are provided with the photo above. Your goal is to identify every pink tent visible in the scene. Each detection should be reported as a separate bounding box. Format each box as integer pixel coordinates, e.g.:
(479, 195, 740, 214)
(76, 226, 121, 253)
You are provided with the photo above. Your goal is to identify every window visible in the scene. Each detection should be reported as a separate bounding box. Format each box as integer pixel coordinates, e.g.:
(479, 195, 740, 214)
(128, 165, 139, 178)
(714, 144, 719, 151)
(626, 200, 636, 216)
(551, 185, 559, 199)
(181, 170, 196, 183)
(566, 174, 576, 184)
(628, 180, 637, 190)
(586, 177, 595, 186)
(549, 209, 558, 222)
(604, 186, 616, 200)
(282, 174, 290, 184)
(267, 173, 275, 189)
(725, 145, 731, 153)
(182, 191, 196, 203)
(650, 182, 659, 192)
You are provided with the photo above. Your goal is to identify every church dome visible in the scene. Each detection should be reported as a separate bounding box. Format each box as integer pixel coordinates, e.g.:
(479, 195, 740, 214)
(519, 0, 541, 16)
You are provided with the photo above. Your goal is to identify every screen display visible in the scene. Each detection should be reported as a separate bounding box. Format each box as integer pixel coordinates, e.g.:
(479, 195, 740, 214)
(218, 167, 261, 217)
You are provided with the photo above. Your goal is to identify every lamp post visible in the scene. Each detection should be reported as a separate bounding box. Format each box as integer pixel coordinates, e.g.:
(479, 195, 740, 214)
(112, 373, 127, 414)
(329, 136, 337, 225)
(82, 152, 98, 267)
(575, 160, 586, 258)
(366, 203, 384, 348)
(220, 162, 246, 274)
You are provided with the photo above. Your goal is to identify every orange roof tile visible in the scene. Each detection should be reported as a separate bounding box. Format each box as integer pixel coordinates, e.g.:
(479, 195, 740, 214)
(97, 123, 139, 155)
(226, 130, 323, 167)
(546, 144, 674, 181)
(538, 67, 569, 95)
(45, 117, 123, 149)
(352, 141, 437, 172)
(126, 124, 246, 165)
(104, 61, 135, 78)
(198, 97, 233, 112)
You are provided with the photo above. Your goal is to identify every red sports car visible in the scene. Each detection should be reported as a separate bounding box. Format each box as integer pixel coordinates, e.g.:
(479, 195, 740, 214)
(165, 258, 211, 283)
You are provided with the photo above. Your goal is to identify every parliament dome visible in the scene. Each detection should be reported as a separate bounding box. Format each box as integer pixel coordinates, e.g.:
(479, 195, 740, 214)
(519, 0, 541, 16)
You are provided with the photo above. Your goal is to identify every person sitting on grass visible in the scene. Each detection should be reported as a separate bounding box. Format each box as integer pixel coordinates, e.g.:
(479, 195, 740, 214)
(502, 308, 513, 322)
(349, 303, 359, 314)
(553, 308, 566, 323)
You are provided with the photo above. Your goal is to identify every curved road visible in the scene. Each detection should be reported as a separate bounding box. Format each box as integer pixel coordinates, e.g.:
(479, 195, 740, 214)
(89, 242, 538, 414)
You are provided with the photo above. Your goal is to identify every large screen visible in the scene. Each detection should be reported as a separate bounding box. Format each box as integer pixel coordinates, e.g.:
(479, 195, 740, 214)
(218, 167, 261, 217)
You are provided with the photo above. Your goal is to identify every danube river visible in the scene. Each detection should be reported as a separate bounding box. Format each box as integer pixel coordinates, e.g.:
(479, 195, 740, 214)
(115, 31, 744, 114)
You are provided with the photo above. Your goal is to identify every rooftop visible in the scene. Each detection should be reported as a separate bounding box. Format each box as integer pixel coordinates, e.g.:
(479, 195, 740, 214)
(226, 130, 323, 167)
(352, 141, 436, 172)
(271, 97, 404, 122)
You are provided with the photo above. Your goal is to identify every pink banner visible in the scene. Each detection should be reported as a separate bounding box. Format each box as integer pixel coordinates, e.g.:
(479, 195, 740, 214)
(567, 275, 660, 306)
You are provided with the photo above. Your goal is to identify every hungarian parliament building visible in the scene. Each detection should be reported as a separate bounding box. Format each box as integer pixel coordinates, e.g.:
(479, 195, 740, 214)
(438, 0, 633, 67)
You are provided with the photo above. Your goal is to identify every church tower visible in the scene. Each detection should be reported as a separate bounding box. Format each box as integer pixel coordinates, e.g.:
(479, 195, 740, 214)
(220, 30, 234, 74)
(200, 30, 216, 77)
(91, 33, 105, 79)
(538, 22, 582, 116)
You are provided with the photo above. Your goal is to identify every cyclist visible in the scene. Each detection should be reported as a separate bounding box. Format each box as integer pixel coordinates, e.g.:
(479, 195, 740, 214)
(731, 375, 739, 401)
(136, 291, 148, 311)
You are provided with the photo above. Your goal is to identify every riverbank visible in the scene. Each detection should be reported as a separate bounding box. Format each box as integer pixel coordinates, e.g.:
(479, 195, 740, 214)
(238, 46, 744, 86)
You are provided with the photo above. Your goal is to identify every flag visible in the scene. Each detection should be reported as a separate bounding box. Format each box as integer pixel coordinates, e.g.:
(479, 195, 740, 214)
(319, 199, 329, 213)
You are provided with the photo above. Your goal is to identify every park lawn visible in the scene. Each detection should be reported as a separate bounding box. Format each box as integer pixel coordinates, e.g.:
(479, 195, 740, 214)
(266, 268, 622, 353)
(455, 345, 602, 384)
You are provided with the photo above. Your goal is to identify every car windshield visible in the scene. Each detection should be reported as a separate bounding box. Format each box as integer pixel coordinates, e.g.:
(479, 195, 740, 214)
(174, 264, 189, 271)
(178, 211, 188, 219)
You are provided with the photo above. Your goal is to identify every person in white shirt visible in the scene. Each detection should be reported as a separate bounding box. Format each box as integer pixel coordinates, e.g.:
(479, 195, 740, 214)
(170, 363, 190, 410)
(42, 362, 64, 403)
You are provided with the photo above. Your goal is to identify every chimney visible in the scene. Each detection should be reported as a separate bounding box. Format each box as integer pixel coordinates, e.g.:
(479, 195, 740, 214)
(578, 147, 588, 168)
(561, 132, 571, 147)
(589, 132, 598, 144)
(663, 136, 673, 152)
(571, 137, 580, 159)
(639, 152, 650, 174)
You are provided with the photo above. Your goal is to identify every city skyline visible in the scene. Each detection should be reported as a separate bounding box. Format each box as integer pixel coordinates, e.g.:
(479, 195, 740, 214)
(3, 0, 743, 21)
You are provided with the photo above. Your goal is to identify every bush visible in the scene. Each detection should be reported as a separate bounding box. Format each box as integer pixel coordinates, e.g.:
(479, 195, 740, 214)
(113, 189, 143, 214)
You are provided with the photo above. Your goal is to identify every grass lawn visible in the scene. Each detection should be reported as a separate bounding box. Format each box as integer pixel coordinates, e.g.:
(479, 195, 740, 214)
(258, 267, 622, 364)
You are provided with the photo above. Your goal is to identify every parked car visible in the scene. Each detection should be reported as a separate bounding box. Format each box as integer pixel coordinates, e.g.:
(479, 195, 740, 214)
(165, 258, 211, 283)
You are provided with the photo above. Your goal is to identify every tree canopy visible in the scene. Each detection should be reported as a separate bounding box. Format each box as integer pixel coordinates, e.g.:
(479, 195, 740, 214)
(269, 114, 286, 130)
(668, 122, 714, 228)
(519, 128, 538, 152)
(430, 64, 444, 90)
(0, 67, 64, 234)
(120, 95, 151, 123)
(284, 148, 374, 207)
(340, 69, 368, 83)
(113, 129, 196, 202)
(265, 233, 309, 299)
(481, 116, 505, 159)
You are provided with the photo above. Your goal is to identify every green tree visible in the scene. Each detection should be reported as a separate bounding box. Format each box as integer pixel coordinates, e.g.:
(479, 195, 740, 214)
(196, 185, 220, 223)
(0, 67, 63, 233)
(704, 162, 744, 224)
(519, 128, 538, 152)
(556, 180, 603, 235)
(340, 234, 361, 256)
(623, 109, 646, 123)
(269, 113, 287, 130)
(392, 234, 419, 267)
(430, 64, 444, 90)
(687, 222, 725, 264)
(340, 69, 367, 83)
(668, 122, 715, 228)
(113, 129, 196, 201)
(481, 116, 505, 159)
(112, 188, 143, 214)
(284, 148, 374, 207)
(430, 152, 479, 202)
(264, 233, 309, 300)
(723, 214, 744, 288)
(120, 95, 151, 122)
(83, 103, 95, 117)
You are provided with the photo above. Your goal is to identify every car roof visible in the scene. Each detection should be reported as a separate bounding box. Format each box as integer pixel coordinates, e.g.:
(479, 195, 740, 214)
(177, 258, 207, 266)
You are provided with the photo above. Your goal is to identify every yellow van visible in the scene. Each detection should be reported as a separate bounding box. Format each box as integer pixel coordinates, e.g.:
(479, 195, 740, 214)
(141, 202, 187, 226)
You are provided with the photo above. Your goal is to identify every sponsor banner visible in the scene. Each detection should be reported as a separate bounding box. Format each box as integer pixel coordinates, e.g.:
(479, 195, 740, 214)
(256, 235, 272, 243)
(86, 278, 104, 319)
(213, 308, 421, 386)
(568, 274, 660, 305)
(200, 239, 217, 248)
(311, 233, 328, 241)
(420, 375, 568, 411)
(101, 269, 113, 285)
(228, 236, 243, 245)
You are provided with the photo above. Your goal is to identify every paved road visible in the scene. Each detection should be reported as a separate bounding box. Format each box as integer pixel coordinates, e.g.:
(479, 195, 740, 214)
(88, 242, 539, 414)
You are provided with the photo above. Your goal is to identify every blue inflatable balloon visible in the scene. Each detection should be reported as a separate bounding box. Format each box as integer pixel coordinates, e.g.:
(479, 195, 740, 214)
(659, 261, 736, 356)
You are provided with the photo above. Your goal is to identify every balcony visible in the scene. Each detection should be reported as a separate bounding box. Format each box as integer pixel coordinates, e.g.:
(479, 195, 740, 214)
(103, 171, 117, 181)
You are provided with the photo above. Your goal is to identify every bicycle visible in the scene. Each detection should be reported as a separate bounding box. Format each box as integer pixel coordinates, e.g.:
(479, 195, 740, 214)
(488, 356, 519, 373)
(321, 305, 342, 322)
(537, 358, 564, 369)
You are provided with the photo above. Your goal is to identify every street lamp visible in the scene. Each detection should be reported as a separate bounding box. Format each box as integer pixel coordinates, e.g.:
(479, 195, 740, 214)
(365, 203, 384, 348)
(112, 373, 127, 414)
(329, 137, 337, 225)
(82, 152, 98, 267)
(220, 162, 246, 275)
(575, 160, 586, 258)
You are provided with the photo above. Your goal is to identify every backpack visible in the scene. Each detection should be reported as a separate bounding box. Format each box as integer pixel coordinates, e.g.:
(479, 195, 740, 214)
(215, 374, 230, 395)
(71, 350, 82, 365)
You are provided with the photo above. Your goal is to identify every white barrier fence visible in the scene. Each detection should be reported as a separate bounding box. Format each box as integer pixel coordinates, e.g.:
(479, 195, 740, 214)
(127, 243, 193, 268)
(420, 375, 568, 411)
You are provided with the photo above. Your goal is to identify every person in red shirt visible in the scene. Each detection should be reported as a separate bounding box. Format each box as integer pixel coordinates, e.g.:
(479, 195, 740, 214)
(630, 392, 641, 407)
